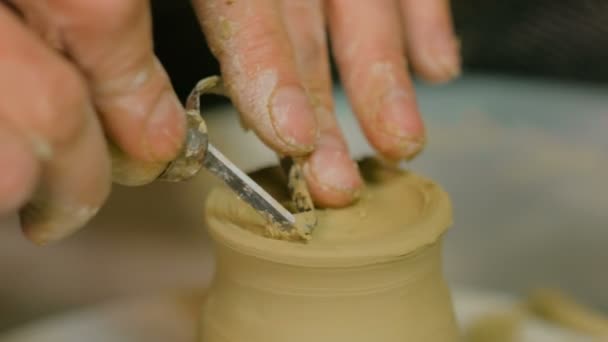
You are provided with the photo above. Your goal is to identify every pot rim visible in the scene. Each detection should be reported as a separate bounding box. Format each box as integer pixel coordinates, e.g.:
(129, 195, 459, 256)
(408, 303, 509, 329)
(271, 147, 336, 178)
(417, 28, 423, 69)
(205, 173, 453, 268)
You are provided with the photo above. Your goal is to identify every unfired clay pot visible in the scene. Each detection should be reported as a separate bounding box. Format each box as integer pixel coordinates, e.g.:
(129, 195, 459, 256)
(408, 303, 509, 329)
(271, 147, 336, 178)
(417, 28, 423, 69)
(201, 162, 460, 341)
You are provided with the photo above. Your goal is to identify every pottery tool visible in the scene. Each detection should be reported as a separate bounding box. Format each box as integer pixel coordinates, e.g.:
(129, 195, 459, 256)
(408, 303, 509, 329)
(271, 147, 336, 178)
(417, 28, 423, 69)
(152, 77, 297, 233)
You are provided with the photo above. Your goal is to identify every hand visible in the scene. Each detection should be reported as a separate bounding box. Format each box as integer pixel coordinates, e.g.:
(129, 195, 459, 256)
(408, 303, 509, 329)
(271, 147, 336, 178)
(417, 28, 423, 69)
(0, 0, 459, 245)
(194, 0, 460, 207)
(0, 1, 186, 244)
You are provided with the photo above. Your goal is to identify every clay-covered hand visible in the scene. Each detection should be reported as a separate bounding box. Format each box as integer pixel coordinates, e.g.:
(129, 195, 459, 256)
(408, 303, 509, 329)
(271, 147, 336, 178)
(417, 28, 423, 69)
(0, 1, 186, 244)
(194, 0, 460, 208)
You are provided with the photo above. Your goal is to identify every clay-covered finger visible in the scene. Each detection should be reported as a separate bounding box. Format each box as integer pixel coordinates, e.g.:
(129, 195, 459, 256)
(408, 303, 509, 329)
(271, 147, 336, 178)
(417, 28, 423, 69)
(327, 0, 425, 161)
(0, 6, 111, 244)
(280, 0, 362, 206)
(400, 0, 460, 83)
(193, 0, 318, 156)
(12, 0, 186, 166)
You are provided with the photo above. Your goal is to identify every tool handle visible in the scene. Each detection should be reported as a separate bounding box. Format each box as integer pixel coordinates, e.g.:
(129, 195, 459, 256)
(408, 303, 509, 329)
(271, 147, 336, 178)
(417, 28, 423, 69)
(111, 76, 224, 186)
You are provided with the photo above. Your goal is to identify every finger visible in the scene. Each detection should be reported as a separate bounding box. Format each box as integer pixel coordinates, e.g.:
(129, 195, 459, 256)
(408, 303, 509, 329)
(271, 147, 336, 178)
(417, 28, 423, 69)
(400, 0, 460, 83)
(304, 129, 363, 207)
(193, 0, 318, 156)
(327, 0, 425, 161)
(0, 6, 111, 244)
(0, 120, 40, 216)
(13, 0, 186, 165)
(281, 0, 362, 206)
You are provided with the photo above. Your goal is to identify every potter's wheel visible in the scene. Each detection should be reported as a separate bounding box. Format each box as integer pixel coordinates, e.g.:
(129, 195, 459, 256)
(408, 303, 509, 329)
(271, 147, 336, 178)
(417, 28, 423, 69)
(0, 288, 591, 341)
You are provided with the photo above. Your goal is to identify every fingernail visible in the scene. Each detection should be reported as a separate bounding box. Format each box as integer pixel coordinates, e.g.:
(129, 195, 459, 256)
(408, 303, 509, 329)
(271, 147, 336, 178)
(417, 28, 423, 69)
(308, 135, 362, 195)
(377, 89, 425, 159)
(437, 53, 461, 80)
(270, 86, 318, 153)
(424, 37, 462, 82)
(378, 89, 418, 137)
(395, 137, 425, 161)
(145, 91, 186, 162)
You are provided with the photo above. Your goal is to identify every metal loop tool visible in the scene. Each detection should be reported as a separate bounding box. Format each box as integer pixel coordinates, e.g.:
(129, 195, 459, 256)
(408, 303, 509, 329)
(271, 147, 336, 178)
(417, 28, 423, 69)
(157, 76, 316, 240)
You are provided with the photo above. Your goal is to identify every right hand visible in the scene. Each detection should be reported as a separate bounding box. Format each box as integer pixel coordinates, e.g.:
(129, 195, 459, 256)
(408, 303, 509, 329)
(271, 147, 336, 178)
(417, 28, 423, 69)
(194, 0, 460, 207)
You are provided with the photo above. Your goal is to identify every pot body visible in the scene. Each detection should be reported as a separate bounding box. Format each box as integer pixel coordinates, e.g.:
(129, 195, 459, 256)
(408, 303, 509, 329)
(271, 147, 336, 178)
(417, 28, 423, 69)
(201, 238, 459, 342)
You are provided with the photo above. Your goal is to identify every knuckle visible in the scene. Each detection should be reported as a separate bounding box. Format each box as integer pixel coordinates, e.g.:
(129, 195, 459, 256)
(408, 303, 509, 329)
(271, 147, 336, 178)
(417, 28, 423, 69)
(304, 79, 331, 109)
(295, 32, 325, 70)
(233, 17, 285, 62)
(95, 53, 158, 97)
(284, 4, 325, 67)
(349, 56, 404, 87)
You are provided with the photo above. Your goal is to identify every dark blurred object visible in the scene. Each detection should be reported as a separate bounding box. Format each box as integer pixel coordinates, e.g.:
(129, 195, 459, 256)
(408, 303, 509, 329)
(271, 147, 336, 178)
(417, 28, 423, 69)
(150, 1, 222, 103)
(151, 0, 608, 99)
(453, 0, 608, 83)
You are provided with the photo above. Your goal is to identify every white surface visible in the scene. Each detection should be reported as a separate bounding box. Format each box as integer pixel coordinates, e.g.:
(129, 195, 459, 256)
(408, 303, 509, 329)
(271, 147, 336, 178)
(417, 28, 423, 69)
(0, 289, 592, 342)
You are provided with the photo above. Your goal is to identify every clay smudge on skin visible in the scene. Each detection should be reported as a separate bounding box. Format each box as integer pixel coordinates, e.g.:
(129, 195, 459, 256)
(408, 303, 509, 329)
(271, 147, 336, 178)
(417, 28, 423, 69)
(201, 1, 317, 154)
(130, 68, 150, 91)
(205, 18, 281, 145)
(29, 134, 53, 160)
(218, 16, 233, 41)
(359, 61, 405, 121)
(124, 56, 166, 93)
(370, 61, 399, 87)
(21, 198, 100, 245)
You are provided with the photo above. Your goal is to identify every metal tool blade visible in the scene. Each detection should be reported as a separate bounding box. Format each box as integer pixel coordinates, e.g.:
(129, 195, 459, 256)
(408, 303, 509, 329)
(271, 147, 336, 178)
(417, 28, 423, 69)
(202, 143, 296, 231)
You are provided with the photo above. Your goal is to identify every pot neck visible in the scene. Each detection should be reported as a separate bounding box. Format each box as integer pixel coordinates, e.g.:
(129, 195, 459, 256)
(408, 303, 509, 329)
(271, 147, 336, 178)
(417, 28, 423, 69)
(213, 241, 444, 296)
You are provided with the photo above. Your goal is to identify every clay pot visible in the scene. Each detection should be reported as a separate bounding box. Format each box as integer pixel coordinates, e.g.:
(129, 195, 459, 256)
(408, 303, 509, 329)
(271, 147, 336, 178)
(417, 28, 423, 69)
(201, 168, 460, 341)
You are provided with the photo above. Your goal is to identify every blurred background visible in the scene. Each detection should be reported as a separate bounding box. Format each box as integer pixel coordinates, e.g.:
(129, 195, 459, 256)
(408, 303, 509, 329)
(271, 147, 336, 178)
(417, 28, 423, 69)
(0, 0, 606, 339)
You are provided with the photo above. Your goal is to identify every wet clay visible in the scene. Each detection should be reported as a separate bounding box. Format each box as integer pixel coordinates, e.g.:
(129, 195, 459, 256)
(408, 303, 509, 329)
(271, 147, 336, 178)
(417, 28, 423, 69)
(202, 159, 460, 341)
